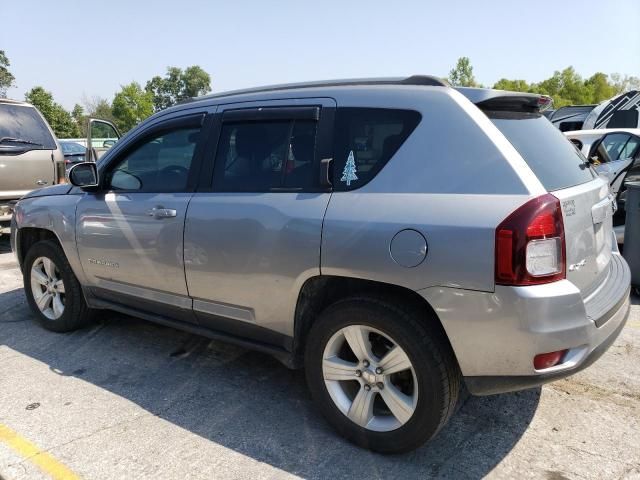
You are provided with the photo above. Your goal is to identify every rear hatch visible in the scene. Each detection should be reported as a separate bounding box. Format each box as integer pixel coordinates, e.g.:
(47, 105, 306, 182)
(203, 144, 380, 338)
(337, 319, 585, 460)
(0, 102, 57, 199)
(470, 91, 613, 294)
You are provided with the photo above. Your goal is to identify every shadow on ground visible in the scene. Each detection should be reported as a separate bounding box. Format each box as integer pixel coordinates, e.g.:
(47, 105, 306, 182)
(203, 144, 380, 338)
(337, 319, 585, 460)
(0, 279, 539, 479)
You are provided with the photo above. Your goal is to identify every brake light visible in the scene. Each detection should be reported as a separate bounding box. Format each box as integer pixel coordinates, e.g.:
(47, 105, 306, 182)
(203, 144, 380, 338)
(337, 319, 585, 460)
(495, 194, 565, 286)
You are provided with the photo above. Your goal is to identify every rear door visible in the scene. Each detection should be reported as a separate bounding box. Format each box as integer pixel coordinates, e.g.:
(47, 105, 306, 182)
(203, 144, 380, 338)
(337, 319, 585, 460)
(490, 111, 614, 294)
(0, 103, 57, 198)
(184, 98, 335, 343)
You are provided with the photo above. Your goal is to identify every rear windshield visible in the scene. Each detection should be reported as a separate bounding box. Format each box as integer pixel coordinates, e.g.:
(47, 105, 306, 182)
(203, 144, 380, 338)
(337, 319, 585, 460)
(489, 111, 595, 191)
(0, 103, 56, 150)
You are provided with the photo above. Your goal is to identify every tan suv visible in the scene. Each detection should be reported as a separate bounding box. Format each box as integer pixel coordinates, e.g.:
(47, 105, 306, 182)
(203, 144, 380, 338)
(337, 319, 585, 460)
(0, 98, 65, 234)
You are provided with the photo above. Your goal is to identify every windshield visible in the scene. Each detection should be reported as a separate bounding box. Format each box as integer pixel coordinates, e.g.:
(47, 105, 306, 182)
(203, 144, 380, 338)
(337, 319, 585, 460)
(489, 111, 595, 191)
(0, 103, 57, 150)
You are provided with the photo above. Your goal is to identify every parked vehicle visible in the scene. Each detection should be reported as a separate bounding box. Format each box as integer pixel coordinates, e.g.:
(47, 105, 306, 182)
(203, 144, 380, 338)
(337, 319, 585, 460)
(60, 141, 86, 171)
(548, 105, 597, 131)
(0, 98, 65, 234)
(583, 90, 640, 130)
(11, 76, 630, 453)
(565, 128, 640, 243)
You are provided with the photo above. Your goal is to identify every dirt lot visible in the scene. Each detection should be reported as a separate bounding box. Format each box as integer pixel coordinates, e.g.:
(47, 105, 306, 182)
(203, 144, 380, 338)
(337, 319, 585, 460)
(0, 236, 639, 479)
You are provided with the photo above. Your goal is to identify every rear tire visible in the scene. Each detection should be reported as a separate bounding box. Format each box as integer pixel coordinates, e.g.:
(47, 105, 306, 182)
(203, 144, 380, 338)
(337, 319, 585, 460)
(23, 240, 94, 332)
(305, 296, 460, 453)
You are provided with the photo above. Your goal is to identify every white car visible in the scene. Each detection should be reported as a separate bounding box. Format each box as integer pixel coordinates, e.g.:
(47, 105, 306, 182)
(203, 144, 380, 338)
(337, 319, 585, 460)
(565, 128, 640, 243)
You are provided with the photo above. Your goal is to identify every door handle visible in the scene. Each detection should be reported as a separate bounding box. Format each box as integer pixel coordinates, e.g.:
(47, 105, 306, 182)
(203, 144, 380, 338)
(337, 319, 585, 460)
(147, 207, 177, 219)
(36, 180, 48, 186)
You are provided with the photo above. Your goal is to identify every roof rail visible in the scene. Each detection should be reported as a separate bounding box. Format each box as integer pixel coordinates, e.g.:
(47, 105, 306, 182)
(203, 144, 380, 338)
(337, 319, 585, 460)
(194, 75, 449, 102)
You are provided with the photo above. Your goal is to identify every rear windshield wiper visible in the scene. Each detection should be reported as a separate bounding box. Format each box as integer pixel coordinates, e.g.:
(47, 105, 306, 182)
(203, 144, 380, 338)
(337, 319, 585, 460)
(0, 137, 43, 147)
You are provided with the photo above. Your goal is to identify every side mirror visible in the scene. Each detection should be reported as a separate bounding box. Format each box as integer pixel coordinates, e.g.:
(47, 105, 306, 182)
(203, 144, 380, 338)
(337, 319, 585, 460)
(103, 140, 116, 148)
(68, 162, 99, 189)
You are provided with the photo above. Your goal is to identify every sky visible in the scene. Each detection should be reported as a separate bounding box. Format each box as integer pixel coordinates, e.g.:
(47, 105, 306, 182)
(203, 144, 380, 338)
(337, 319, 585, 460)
(3, 0, 640, 110)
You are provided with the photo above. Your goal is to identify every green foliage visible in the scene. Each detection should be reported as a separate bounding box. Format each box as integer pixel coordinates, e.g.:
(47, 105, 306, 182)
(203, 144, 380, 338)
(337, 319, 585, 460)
(488, 65, 637, 108)
(71, 104, 86, 136)
(493, 79, 531, 92)
(448, 57, 478, 87)
(24, 86, 80, 138)
(111, 82, 154, 132)
(0, 50, 16, 98)
(145, 65, 211, 112)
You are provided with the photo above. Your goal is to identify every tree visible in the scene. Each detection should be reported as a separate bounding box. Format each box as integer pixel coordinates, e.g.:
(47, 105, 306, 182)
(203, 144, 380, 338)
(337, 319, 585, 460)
(448, 57, 478, 87)
(82, 95, 117, 123)
(491, 67, 626, 108)
(0, 50, 16, 98)
(71, 104, 87, 136)
(610, 73, 640, 94)
(24, 86, 80, 138)
(585, 72, 616, 104)
(111, 82, 154, 132)
(492, 78, 531, 92)
(145, 65, 212, 112)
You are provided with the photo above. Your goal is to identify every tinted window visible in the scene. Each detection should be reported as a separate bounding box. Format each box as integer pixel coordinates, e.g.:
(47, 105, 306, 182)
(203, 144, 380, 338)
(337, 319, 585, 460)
(621, 136, 640, 159)
(61, 142, 85, 154)
(213, 119, 317, 192)
(490, 112, 595, 191)
(332, 108, 421, 190)
(0, 104, 56, 150)
(602, 133, 631, 161)
(106, 127, 200, 192)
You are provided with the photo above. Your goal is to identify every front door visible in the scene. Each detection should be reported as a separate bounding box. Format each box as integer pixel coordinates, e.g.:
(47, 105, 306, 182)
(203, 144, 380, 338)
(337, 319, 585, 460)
(184, 99, 335, 345)
(76, 113, 207, 322)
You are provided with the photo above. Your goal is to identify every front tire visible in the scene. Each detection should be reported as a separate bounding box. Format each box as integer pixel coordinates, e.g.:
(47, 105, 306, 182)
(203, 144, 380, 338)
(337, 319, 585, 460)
(23, 240, 93, 332)
(305, 297, 460, 453)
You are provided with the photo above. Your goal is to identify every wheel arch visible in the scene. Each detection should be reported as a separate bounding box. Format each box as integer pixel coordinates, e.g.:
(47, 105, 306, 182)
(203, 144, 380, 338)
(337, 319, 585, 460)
(291, 275, 459, 370)
(16, 227, 62, 271)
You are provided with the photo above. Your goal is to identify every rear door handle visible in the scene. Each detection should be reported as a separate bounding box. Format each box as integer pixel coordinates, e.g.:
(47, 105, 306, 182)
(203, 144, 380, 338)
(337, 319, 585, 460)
(148, 207, 177, 219)
(36, 180, 48, 186)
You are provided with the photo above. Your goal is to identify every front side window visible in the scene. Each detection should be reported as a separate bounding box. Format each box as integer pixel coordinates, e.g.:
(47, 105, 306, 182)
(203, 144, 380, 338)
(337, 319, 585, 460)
(599, 133, 631, 162)
(213, 119, 317, 192)
(105, 127, 200, 192)
(621, 136, 640, 160)
(332, 108, 421, 191)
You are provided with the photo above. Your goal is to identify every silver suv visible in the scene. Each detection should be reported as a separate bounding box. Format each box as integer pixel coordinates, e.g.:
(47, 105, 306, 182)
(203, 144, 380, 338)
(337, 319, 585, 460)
(10, 76, 631, 453)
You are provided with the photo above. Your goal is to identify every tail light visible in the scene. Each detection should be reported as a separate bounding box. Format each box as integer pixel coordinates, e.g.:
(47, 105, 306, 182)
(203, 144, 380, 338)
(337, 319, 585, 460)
(496, 194, 565, 286)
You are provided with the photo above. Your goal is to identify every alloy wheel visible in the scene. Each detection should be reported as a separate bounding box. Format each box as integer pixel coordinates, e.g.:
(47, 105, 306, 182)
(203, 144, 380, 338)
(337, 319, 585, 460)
(322, 324, 418, 432)
(30, 256, 66, 320)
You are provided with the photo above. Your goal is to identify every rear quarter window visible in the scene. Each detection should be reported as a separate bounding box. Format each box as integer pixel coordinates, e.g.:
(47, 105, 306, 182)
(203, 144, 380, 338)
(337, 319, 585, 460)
(489, 111, 595, 191)
(332, 108, 421, 190)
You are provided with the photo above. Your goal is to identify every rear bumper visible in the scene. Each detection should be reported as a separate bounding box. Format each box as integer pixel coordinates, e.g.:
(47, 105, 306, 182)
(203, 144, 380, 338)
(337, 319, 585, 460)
(464, 294, 629, 395)
(418, 253, 631, 395)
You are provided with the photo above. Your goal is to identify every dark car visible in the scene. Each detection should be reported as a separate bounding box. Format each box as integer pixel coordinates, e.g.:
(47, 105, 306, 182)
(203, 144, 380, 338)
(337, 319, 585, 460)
(60, 141, 86, 170)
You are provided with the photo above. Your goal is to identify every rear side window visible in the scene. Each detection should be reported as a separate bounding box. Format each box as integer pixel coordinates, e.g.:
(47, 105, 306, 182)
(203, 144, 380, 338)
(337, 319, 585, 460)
(0, 104, 56, 150)
(489, 112, 595, 191)
(213, 119, 317, 192)
(332, 108, 421, 190)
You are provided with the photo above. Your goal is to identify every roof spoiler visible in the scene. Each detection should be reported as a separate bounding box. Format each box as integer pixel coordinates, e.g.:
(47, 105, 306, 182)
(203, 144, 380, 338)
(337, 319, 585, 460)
(456, 87, 553, 113)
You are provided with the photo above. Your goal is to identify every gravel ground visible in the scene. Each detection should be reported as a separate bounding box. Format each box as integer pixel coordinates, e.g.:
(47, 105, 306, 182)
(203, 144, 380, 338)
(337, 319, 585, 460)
(0, 237, 638, 479)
